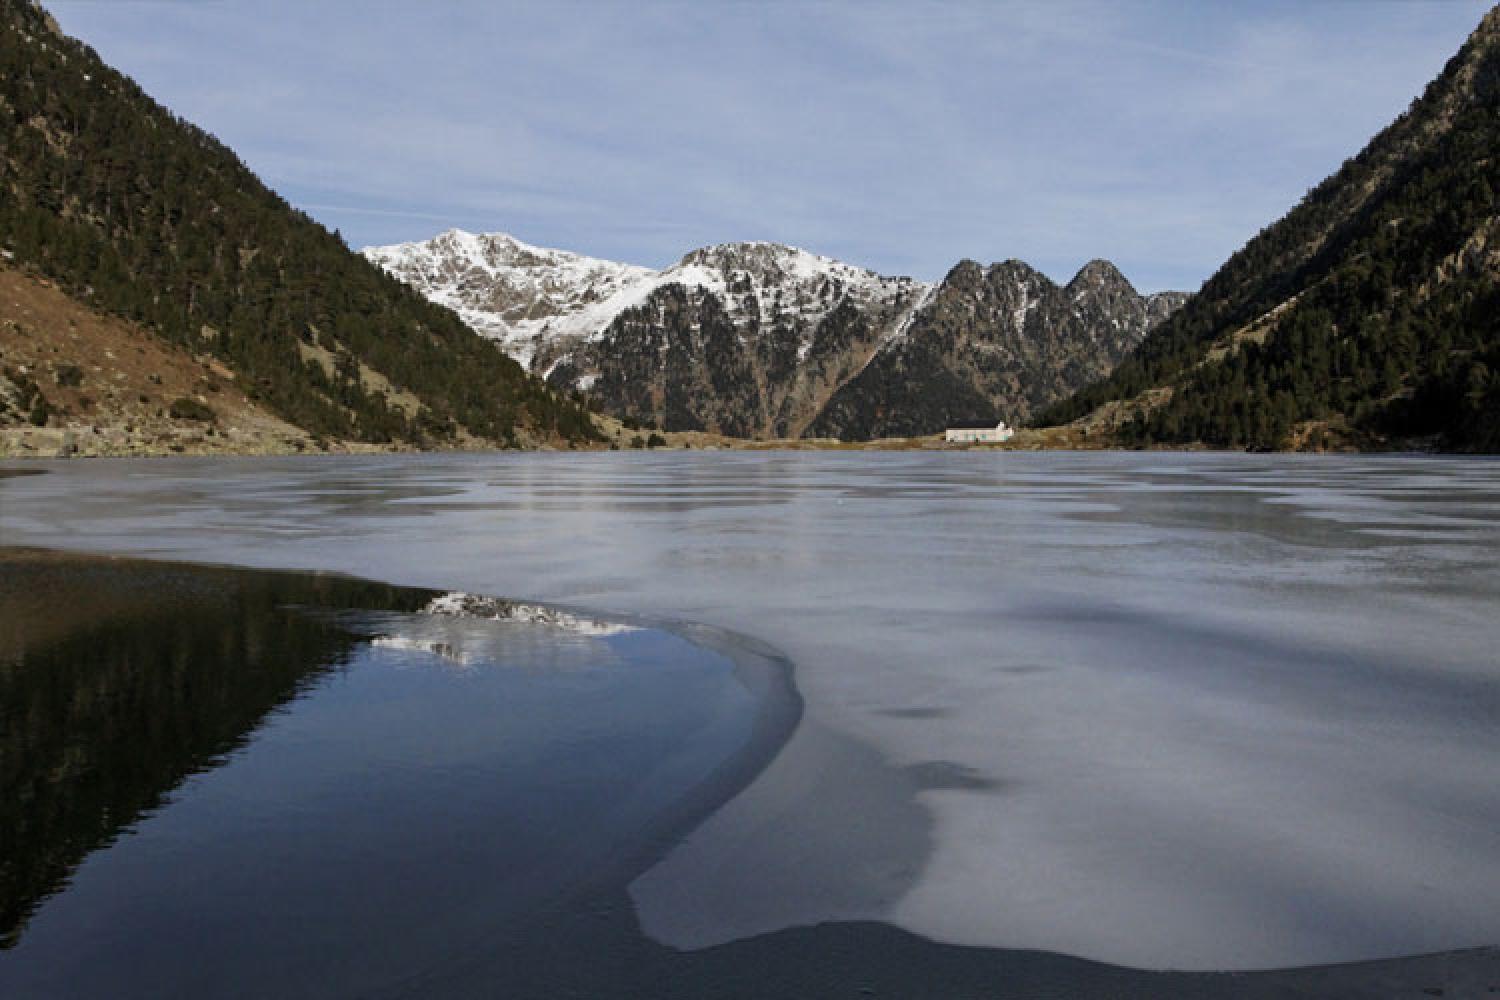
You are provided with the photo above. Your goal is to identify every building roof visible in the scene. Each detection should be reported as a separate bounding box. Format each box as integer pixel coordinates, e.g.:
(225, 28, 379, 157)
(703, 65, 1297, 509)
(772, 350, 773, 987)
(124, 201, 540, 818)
(947, 420, 1004, 430)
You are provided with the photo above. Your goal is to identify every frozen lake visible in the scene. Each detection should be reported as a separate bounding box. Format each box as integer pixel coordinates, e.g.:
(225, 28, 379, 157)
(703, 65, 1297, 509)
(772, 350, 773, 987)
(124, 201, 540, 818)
(3, 451, 1498, 970)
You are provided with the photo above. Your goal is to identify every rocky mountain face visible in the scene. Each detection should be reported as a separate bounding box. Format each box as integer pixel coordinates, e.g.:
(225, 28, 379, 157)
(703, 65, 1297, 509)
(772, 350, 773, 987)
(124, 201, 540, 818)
(1038, 6, 1500, 452)
(366, 233, 1182, 440)
(363, 230, 654, 369)
(539, 242, 928, 438)
(807, 259, 1186, 440)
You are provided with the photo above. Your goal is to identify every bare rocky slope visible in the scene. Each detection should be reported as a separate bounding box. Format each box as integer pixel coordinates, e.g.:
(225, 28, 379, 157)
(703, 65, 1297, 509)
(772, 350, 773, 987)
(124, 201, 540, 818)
(0, 262, 315, 456)
(367, 233, 1183, 440)
(807, 259, 1185, 440)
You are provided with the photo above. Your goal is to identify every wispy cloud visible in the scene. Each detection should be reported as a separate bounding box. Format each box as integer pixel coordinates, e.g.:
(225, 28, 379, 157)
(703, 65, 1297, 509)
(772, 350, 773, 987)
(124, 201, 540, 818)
(49, 0, 1491, 291)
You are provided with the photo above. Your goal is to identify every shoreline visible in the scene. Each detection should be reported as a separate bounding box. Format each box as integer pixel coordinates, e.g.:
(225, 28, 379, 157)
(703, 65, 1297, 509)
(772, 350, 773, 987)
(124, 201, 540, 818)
(5, 422, 1486, 459)
(4, 438, 1485, 458)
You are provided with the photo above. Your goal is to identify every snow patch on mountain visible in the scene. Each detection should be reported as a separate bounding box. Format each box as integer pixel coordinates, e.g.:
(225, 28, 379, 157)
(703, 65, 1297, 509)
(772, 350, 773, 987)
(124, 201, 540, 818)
(363, 230, 929, 374)
(652, 242, 927, 345)
(363, 229, 655, 367)
(874, 284, 938, 358)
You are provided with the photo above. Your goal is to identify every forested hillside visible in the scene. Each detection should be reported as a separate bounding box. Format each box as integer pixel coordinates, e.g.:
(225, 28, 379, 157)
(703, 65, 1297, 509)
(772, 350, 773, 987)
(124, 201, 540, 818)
(1036, 6, 1500, 452)
(0, 0, 599, 448)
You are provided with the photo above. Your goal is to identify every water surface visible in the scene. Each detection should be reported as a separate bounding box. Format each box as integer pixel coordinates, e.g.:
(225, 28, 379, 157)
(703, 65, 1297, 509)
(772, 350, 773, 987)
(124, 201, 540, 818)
(3, 451, 1498, 970)
(0, 551, 795, 997)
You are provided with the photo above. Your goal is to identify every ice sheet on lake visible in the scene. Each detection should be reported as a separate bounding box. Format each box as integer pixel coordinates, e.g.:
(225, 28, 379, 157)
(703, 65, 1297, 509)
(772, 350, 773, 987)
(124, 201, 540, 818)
(2, 452, 1498, 969)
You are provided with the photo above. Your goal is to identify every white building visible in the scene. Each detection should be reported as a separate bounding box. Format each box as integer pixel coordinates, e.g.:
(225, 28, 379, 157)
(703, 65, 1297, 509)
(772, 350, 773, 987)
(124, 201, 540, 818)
(944, 420, 1014, 444)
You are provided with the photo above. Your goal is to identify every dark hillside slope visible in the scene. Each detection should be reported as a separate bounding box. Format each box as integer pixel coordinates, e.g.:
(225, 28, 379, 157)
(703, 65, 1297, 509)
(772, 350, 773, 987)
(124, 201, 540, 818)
(0, 0, 598, 447)
(1037, 6, 1500, 451)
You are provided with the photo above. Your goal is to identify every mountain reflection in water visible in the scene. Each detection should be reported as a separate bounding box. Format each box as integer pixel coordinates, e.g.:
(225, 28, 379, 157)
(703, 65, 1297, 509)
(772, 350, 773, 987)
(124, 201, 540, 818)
(0, 550, 431, 950)
(0, 549, 792, 1000)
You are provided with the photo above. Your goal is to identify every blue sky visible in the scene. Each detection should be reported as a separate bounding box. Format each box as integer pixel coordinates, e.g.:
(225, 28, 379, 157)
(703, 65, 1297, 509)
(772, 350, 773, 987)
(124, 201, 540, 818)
(50, 0, 1490, 292)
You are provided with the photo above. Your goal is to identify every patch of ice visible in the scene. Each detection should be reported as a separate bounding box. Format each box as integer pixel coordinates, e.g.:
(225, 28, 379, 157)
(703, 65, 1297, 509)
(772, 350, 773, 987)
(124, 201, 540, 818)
(422, 591, 640, 637)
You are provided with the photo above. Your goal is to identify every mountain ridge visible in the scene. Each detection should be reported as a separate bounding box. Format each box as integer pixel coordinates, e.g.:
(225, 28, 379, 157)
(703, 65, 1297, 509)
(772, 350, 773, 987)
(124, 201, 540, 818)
(365, 230, 1183, 440)
(808, 256, 1187, 440)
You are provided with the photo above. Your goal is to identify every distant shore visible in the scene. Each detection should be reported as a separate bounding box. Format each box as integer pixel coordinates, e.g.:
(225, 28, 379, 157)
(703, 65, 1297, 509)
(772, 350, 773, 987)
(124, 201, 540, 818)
(2, 423, 1437, 458)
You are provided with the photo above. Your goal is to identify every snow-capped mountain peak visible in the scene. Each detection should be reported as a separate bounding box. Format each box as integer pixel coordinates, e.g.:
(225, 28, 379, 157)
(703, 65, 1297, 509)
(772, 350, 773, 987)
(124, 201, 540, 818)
(670, 241, 902, 291)
(362, 230, 655, 367)
(652, 240, 928, 336)
(363, 226, 1182, 442)
(363, 231, 928, 372)
(674, 240, 855, 279)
